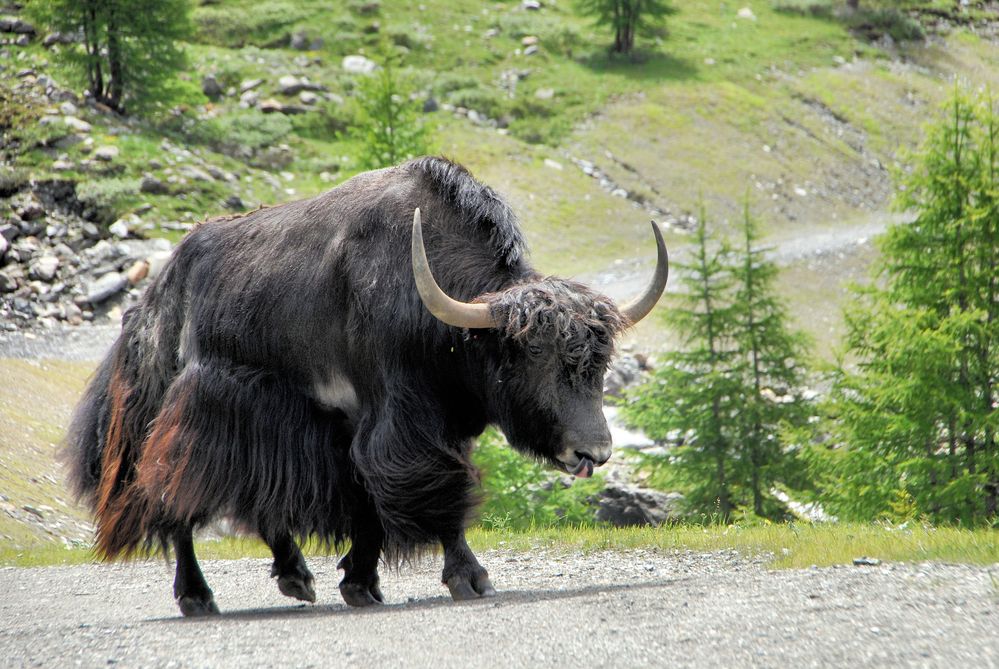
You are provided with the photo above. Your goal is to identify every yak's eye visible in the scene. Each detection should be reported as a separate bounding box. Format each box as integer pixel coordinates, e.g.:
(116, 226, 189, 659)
(528, 344, 543, 356)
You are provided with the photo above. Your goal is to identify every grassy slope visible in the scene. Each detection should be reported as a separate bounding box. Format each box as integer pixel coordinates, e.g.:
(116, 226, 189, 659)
(3, 2, 999, 553)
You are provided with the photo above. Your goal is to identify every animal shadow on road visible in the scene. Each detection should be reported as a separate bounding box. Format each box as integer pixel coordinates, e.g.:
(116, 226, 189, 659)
(149, 578, 686, 624)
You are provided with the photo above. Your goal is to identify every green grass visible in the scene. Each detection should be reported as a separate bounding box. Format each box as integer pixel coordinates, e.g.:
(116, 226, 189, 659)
(3, 523, 997, 569)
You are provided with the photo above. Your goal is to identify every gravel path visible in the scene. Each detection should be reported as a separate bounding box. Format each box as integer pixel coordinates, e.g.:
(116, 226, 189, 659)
(2, 549, 997, 668)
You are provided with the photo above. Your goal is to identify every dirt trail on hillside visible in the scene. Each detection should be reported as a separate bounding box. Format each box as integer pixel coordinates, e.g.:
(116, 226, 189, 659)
(2, 549, 996, 668)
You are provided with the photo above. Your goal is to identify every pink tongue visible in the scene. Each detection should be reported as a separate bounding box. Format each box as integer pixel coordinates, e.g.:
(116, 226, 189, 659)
(572, 457, 594, 479)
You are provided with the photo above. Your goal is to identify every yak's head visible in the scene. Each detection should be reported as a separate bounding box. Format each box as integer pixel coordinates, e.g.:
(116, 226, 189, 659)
(411, 209, 668, 477)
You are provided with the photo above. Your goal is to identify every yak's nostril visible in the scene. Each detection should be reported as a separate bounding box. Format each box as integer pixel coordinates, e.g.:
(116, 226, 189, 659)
(575, 449, 609, 467)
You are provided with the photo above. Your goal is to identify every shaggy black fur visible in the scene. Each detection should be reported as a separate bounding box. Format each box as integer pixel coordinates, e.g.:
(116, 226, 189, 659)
(66, 156, 628, 612)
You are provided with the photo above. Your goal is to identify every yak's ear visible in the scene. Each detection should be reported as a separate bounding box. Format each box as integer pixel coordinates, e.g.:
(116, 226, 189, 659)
(411, 208, 496, 329)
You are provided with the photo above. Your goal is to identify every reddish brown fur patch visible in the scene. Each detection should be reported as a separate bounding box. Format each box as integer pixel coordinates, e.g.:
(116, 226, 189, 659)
(135, 380, 197, 522)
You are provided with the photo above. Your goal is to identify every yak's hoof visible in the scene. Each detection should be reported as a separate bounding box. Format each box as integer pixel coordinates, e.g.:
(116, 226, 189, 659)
(177, 594, 220, 617)
(445, 570, 497, 601)
(339, 580, 384, 607)
(278, 574, 316, 603)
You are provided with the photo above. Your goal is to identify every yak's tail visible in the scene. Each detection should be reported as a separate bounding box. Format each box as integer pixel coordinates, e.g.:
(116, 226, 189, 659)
(65, 331, 161, 559)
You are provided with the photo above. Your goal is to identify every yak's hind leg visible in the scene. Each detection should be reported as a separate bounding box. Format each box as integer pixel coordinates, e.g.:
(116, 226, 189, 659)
(441, 531, 496, 601)
(338, 509, 384, 607)
(173, 525, 220, 616)
(264, 533, 316, 603)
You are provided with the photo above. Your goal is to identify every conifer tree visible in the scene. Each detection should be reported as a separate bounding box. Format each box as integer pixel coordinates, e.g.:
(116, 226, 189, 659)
(622, 212, 743, 521)
(822, 90, 999, 523)
(354, 52, 428, 170)
(732, 202, 810, 518)
(29, 0, 191, 113)
(575, 0, 676, 55)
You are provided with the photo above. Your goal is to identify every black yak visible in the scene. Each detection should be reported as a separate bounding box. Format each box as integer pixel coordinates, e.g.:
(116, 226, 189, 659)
(66, 157, 668, 616)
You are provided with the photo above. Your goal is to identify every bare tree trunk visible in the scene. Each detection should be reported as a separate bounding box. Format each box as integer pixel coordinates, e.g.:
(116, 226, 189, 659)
(106, 4, 124, 111)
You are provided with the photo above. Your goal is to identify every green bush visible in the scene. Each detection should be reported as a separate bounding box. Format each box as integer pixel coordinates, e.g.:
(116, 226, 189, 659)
(446, 88, 508, 119)
(772, 0, 834, 17)
(76, 178, 141, 224)
(184, 110, 293, 158)
(292, 99, 356, 140)
(473, 428, 604, 530)
(193, 1, 311, 47)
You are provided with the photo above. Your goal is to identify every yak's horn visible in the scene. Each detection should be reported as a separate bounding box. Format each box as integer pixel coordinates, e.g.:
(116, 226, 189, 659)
(620, 221, 669, 325)
(411, 208, 496, 329)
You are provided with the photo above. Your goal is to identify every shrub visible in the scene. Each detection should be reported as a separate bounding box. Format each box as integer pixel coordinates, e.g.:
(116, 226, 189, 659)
(184, 110, 293, 159)
(76, 177, 141, 224)
(473, 428, 603, 530)
(446, 88, 507, 119)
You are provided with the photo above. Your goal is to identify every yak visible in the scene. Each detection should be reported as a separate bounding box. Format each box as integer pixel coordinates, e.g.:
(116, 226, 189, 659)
(66, 156, 668, 616)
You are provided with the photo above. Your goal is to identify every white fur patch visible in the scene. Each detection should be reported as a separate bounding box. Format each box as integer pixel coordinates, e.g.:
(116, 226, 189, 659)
(312, 369, 359, 415)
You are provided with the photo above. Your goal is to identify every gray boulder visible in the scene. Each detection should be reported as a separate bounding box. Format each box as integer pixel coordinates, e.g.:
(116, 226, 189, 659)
(596, 484, 684, 527)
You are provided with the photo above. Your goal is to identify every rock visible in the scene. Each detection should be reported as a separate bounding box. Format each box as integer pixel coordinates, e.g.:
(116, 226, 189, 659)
(59, 101, 78, 115)
(543, 158, 563, 171)
(259, 98, 284, 113)
(522, 0, 541, 9)
(0, 17, 36, 35)
(737, 7, 756, 20)
(523, 45, 539, 56)
(62, 116, 91, 132)
(28, 255, 60, 281)
(299, 91, 318, 105)
(239, 90, 260, 107)
(17, 202, 44, 222)
(595, 485, 683, 527)
(108, 218, 131, 238)
(201, 74, 223, 99)
(52, 133, 84, 149)
(51, 159, 73, 171)
(126, 260, 149, 285)
(853, 557, 882, 567)
(239, 78, 264, 93)
(0, 234, 7, 260)
(224, 194, 244, 210)
(535, 87, 554, 100)
(146, 251, 173, 280)
(82, 222, 101, 240)
(180, 165, 214, 182)
(84, 272, 127, 304)
(423, 97, 439, 113)
(278, 75, 305, 95)
(342, 55, 377, 74)
(289, 31, 311, 51)
(0, 270, 18, 293)
(604, 354, 647, 397)
(94, 146, 119, 161)
(140, 175, 169, 195)
(0, 223, 19, 243)
(521, 35, 539, 46)
(42, 31, 76, 46)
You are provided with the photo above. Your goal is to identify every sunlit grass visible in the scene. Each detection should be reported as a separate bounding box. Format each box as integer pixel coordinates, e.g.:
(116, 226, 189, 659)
(4, 523, 996, 569)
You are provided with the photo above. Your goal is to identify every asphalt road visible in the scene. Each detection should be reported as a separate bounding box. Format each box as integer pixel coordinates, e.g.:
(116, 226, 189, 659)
(3, 549, 997, 668)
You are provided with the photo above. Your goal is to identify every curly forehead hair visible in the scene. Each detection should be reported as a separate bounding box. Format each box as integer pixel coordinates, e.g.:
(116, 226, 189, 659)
(486, 279, 625, 362)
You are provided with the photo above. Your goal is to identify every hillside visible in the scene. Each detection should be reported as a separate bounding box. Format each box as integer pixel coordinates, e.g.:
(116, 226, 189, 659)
(2, 1, 998, 353)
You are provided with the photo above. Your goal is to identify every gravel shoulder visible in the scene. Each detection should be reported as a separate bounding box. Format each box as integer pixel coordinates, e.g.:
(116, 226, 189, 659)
(2, 549, 997, 668)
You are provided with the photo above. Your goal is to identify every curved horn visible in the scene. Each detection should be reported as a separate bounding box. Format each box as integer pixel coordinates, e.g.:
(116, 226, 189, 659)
(411, 208, 495, 329)
(620, 221, 669, 325)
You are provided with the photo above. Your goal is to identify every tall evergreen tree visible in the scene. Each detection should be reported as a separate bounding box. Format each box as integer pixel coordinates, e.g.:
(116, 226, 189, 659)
(732, 202, 810, 518)
(821, 90, 999, 524)
(29, 0, 191, 113)
(623, 212, 743, 521)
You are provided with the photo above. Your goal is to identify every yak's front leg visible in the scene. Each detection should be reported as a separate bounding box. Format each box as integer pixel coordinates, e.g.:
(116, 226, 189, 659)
(441, 531, 496, 601)
(264, 532, 316, 603)
(173, 525, 220, 616)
